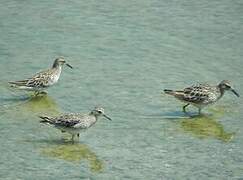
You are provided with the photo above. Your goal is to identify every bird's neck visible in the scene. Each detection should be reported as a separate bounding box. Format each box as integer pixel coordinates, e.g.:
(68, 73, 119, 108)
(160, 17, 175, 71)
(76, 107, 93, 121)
(52, 65, 62, 73)
(52, 61, 62, 69)
(218, 86, 225, 99)
(88, 113, 99, 127)
(89, 112, 99, 121)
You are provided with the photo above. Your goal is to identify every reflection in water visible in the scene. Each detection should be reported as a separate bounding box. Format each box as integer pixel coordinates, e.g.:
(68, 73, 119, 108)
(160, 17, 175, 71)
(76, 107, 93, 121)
(42, 144, 103, 172)
(180, 107, 235, 142)
(180, 116, 235, 142)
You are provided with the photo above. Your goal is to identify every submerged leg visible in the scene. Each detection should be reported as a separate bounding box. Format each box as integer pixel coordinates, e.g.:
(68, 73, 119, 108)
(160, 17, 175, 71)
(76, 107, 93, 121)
(39, 91, 47, 95)
(34, 91, 39, 96)
(183, 103, 190, 113)
(33, 91, 47, 97)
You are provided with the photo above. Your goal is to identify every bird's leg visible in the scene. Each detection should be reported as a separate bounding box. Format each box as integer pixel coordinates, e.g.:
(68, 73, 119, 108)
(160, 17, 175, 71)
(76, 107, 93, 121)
(71, 135, 74, 142)
(198, 108, 202, 115)
(183, 103, 190, 113)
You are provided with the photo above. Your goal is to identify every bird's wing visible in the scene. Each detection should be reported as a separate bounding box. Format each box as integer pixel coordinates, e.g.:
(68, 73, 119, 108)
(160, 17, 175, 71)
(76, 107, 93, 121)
(26, 69, 52, 88)
(182, 84, 210, 103)
(9, 79, 30, 86)
(53, 113, 86, 128)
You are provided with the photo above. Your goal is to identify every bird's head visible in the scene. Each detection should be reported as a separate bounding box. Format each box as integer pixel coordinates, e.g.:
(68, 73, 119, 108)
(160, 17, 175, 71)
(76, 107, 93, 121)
(218, 80, 239, 97)
(52, 57, 73, 69)
(91, 107, 112, 120)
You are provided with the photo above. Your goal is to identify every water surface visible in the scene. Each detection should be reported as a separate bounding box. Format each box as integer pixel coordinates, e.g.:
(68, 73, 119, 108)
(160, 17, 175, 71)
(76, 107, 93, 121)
(0, 0, 243, 179)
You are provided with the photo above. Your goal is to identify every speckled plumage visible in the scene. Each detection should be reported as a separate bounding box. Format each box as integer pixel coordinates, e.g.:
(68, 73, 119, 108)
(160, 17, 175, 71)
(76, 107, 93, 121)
(39, 107, 112, 141)
(178, 83, 220, 106)
(164, 80, 239, 114)
(9, 57, 72, 94)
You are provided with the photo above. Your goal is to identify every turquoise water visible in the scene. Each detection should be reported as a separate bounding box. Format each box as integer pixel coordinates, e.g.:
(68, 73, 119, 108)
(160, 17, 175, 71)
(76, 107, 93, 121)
(0, 0, 243, 179)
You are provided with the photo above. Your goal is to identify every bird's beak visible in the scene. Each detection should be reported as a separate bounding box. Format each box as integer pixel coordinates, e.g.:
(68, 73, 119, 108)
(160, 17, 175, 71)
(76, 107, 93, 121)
(65, 63, 73, 69)
(103, 114, 112, 121)
(231, 88, 240, 97)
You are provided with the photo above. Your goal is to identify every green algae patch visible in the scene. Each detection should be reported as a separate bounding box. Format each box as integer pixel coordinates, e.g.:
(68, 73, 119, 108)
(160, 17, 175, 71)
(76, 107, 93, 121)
(180, 115, 235, 142)
(23, 95, 60, 115)
(207, 105, 228, 118)
(42, 144, 103, 172)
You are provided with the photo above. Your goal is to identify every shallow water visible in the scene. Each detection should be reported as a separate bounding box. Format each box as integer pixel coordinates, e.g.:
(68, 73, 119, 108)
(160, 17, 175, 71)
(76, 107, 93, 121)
(0, 0, 243, 179)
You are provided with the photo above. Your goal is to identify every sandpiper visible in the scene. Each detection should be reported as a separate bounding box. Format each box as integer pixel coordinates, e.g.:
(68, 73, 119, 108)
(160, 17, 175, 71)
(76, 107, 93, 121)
(9, 57, 72, 95)
(39, 107, 112, 141)
(164, 80, 239, 115)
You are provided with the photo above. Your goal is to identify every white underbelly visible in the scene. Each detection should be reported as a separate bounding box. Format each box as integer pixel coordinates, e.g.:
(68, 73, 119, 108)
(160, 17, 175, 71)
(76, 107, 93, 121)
(57, 127, 84, 135)
(15, 85, 45, 91)
(48, 73, 60, 86)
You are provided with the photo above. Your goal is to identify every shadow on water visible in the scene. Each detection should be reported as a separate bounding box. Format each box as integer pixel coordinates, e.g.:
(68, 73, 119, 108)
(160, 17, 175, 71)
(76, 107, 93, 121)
(163, 106, 235, 142)
(41, 143, 103, 172)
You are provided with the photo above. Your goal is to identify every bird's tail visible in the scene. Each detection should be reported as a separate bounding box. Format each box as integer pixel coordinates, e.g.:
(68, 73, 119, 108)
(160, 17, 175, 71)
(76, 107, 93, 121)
(164, 89, 185, 100)
(164, 89, 175, 95)
(39, 116, 53, 124)
(8, 80, 28, 86)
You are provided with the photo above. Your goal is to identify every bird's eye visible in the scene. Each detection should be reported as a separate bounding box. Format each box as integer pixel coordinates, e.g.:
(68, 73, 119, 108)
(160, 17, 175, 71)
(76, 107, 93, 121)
(97, 110, 102, 114)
